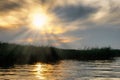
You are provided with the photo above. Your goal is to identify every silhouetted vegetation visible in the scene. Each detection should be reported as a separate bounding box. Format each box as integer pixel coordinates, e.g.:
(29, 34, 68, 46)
(0, 42, 120, 67)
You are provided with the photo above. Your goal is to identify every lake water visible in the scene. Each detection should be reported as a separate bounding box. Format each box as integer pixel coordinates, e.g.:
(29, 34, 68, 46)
(0, 58, 120, 80)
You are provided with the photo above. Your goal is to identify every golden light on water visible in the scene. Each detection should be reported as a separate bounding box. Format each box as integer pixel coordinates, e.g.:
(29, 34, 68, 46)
(33, 63, 55, 80)
(34, 63, 46, 80)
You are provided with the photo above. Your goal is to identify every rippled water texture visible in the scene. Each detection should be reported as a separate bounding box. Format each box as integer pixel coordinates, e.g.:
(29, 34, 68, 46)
(0, 58, 120, 80)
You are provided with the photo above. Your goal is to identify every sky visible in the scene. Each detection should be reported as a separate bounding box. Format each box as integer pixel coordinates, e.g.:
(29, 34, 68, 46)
(0, 0, 120, 49)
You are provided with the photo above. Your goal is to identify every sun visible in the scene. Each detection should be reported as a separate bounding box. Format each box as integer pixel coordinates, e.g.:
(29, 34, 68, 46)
(32, 13, 49, 29)
(28, 8, 51, 30)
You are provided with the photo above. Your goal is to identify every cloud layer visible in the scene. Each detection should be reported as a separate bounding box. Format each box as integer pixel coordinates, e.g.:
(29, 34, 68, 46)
(0, 0, 120, 49)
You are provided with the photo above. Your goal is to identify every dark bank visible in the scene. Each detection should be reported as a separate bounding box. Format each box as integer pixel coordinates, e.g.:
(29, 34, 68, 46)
(0, 42, 120, 67)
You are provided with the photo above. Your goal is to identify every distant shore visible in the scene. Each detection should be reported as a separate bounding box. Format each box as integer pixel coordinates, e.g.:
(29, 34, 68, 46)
(0, 42, 120, 67)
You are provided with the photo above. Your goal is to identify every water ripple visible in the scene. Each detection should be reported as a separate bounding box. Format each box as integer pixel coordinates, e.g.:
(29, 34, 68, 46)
(0, 58, 120, 80)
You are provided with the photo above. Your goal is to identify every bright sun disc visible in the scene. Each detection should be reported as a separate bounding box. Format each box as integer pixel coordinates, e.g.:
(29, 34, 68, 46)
(32, 13, 48, 29)
(28, 9, 50, 30)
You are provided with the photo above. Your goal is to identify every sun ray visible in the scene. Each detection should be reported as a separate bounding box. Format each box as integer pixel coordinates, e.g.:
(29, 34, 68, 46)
(10, 29, 33, 44)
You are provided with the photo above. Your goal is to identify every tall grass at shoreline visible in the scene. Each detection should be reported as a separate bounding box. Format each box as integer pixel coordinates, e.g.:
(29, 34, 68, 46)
(0, 42, 120, 67)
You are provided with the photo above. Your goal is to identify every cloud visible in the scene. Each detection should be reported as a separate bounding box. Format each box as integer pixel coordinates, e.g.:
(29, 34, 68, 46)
(14, 38, 33, 43)
(50, 0, 120, 26)
(0, 0, 28, 29)
(84, 0, 120, 25)
(1, 0, 119, 29)
(0, 0, 21, 12)
(53, 5, 97, 22)
(0, 0, 120, 49)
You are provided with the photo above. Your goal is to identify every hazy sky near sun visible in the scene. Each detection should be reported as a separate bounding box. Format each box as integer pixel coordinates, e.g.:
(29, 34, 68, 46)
(0, 0, 120, 49)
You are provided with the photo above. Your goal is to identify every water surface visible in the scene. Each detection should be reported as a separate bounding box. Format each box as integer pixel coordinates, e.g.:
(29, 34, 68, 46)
(0, 58, 120, 80)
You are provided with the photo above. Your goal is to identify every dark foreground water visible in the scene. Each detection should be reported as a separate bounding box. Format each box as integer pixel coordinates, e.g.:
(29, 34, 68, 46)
(0, 58, 120, 80)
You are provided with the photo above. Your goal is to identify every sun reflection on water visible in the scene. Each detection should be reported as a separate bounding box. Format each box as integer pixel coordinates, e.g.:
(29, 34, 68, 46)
(33, 63, 56, 80)
(33, 63, 46, 80)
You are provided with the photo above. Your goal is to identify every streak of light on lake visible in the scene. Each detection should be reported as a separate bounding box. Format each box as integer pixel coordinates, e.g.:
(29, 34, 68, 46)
(0, 58, 120, 80)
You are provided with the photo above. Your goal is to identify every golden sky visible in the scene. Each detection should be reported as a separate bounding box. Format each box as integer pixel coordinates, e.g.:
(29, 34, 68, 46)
(0, 0, 120, 49)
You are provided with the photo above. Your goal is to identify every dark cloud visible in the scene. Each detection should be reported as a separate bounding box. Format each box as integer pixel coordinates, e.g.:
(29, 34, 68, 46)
(0, 0, 22, 12)
(53, 5, 97, 22)
(108, 0, 120, 12)
(40, 0, 49, 4)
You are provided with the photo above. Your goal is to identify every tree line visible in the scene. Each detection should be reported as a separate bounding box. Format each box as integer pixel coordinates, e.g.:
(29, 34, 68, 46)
(0, 42, 120, 67)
